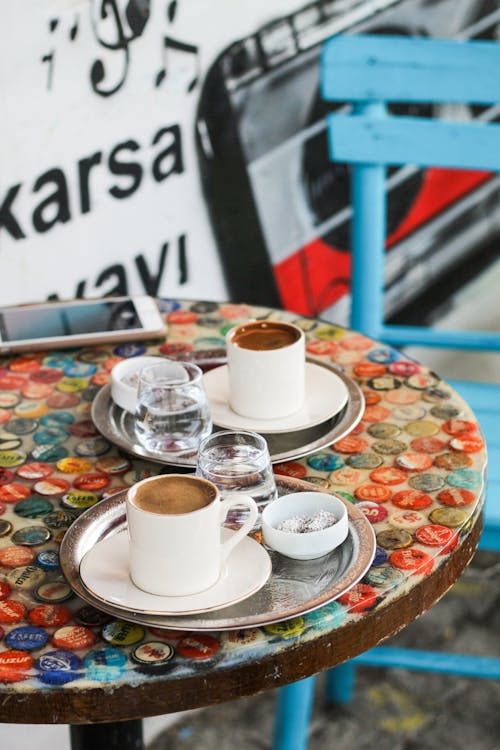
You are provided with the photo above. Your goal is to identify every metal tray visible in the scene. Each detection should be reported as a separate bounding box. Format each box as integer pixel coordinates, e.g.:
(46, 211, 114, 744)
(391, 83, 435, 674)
(90, 359, 364, 467)
(60, 476, 376, 631)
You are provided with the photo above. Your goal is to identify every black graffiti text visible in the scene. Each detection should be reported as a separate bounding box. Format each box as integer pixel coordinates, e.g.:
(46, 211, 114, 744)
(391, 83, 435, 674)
(47, 233, 188, 300)
(0, 123, 184, 241)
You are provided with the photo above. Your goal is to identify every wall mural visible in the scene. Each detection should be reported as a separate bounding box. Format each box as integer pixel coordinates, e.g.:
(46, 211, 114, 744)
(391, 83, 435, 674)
(2, 0, 499, 323)
(2, 0, 242, 305)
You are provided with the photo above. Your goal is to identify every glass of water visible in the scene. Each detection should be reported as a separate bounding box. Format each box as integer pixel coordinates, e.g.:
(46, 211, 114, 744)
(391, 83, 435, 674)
(196, 430, 277, 505)
(135, 361, 212, 458)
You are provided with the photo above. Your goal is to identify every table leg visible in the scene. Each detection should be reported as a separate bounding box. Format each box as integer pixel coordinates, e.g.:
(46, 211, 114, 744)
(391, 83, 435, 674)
(69, 719, 143, 750)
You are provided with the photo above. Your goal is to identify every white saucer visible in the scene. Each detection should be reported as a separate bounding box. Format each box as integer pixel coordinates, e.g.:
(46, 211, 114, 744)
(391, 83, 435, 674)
(79, 528, 272, 616)
(203, 362, 349, 434)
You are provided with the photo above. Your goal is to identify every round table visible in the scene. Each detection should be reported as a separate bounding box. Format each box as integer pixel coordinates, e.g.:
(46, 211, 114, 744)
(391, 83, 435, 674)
(0, 299, 485, 747)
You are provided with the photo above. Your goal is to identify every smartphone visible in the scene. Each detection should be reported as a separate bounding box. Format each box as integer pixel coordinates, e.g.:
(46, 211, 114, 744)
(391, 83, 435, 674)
(0, 296, 167, 353)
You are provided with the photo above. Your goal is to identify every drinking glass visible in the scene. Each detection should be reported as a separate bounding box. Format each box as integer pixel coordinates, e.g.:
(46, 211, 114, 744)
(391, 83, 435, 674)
(135, 361, 212, 458)
(196, 430, 277, 505)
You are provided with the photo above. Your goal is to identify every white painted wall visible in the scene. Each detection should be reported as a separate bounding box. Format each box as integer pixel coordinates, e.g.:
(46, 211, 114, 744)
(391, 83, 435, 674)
(0, 0, 303, 305)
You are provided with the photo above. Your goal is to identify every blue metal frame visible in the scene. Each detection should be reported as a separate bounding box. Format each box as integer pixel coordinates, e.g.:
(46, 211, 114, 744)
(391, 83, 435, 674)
(273, 676, 316, 750)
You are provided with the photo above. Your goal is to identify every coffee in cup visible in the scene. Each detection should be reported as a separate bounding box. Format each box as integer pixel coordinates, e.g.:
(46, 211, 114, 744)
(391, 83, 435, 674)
(231, 321, 302, 351)
(131, 474, 215, 515)
(126, 474, 258, 597)
(226, 320, 305, 420)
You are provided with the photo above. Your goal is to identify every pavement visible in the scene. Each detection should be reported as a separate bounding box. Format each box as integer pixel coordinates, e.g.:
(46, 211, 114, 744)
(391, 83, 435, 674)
(150, 548, 500, 750)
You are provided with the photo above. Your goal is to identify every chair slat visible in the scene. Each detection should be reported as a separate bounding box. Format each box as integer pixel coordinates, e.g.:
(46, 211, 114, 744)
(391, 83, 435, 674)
(450, 381, 500, 432)
(485, 484, 500, 524)
(322, 35, 500, 104)
(372, 323, 500, 351)
(327, 114, 500, 172)
(454, 384, 500, 420)
(472, 417, 500, 450)
(486, 465, 500, 486)
(354, 647, 500, 678)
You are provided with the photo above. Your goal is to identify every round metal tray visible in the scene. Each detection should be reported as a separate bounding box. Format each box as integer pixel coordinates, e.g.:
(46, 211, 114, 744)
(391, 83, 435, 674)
(60, 476, 376, 631)
(90, 359, 364, 467)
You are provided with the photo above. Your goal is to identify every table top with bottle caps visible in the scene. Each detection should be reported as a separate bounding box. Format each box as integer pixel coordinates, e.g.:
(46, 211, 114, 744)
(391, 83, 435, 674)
(0, 299, 485, 724)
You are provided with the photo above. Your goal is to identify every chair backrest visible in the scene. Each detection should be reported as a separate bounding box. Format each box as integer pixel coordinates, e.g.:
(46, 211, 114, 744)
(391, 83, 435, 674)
(321, 34, 500, 351)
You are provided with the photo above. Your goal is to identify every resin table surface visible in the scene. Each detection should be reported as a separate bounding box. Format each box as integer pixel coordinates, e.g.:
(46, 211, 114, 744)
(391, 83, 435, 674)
(0, 299, 485, 726)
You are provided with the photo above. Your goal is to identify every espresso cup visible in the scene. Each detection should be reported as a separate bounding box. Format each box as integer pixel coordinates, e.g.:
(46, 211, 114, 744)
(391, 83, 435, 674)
(126, 474, 258, 597)
(226, 320, 306, 420)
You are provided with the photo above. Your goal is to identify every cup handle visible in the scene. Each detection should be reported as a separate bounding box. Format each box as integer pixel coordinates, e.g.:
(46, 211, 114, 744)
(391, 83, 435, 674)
(219, 495, 259, 562)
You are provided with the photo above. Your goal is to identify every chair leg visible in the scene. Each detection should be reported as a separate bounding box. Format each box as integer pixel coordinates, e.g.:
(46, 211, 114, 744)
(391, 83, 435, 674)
(325, 662, 357, 704)
(273, 676, 316, 750)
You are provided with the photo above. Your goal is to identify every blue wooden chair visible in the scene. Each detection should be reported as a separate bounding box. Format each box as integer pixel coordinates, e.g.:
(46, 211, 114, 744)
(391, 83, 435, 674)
(322, 31, 500, 708)
(321, 33, 500, 548)
(273, 34, 500, 750)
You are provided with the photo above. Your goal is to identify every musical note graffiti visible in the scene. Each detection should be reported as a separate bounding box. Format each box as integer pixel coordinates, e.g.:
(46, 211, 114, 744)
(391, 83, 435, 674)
(155, 0, 199, 91)
(41, 0, 199, 98)
(41, 15, 79, 90)
(89, 0, 150, 97)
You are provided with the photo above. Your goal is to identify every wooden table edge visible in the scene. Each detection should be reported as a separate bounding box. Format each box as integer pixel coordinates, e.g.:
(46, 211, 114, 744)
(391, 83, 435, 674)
(0, 512, 482, 724)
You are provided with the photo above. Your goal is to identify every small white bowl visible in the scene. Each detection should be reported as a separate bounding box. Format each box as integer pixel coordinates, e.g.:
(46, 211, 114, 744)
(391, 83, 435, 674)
(261, 491, 349, 560)
(110, 356, 165, 413)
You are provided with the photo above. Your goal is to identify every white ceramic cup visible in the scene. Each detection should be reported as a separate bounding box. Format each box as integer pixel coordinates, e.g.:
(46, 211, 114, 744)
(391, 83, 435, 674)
(226, 320, 306, 420)
(126, 474, 258, 596)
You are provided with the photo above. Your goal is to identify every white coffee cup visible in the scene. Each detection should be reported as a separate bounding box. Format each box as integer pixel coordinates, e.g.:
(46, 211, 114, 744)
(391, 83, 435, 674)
(126, 474, 258, 597)
(226, 320, 306, 420)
